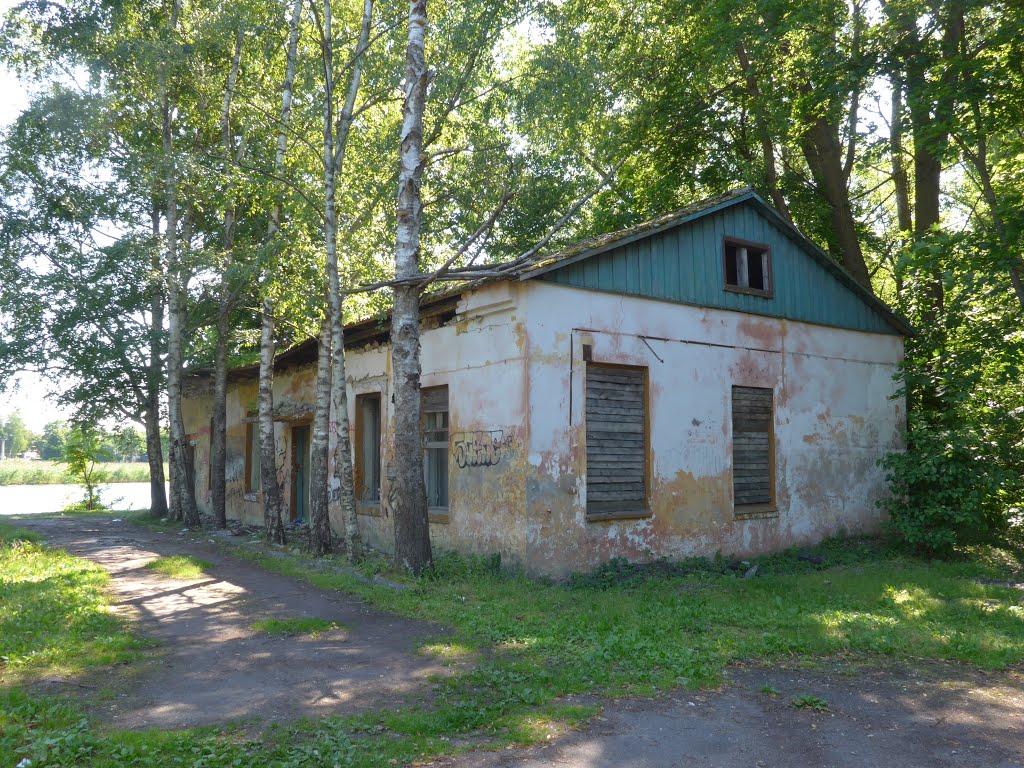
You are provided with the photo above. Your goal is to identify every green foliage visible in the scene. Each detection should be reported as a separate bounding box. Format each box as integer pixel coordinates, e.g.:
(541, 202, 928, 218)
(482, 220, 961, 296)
(882, 232, 1024, 553)
(62, 426, 111, 511)
(144, 555, 213, 580)
(0, 460, 155, 485)
(881, 416, 1013, 553)
(0, 411, 35, 456)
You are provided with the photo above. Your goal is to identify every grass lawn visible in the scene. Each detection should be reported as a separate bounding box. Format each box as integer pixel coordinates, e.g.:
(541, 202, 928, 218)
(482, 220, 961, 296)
(3, 516, 1024, 767)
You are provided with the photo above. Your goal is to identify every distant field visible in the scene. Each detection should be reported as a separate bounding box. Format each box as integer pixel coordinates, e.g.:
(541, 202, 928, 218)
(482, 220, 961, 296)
(0, 460, 162, 486)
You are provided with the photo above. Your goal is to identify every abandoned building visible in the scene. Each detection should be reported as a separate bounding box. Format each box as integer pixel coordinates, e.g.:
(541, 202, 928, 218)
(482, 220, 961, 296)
(182, 187, 911, 575)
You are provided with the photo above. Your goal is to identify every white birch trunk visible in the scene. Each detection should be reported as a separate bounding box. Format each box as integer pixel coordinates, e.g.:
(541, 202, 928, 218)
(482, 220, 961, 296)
(259, 299, 285, 543)
(162, 0, 198, 526)
(390, 0, 432, 573)
(146, 200, 169, 518)
(257, 0, 303, 542)
(211, 28, 244, 530)
(327, 0, 374, 562)
(309, 318, 333, 555)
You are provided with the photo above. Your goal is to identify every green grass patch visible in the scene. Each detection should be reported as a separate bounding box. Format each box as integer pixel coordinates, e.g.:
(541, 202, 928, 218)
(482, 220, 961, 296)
(7, 529, 1024, 767)
(0, 520, 44, 543)
(144, 555, 213, 580)
(0, 532, 148, 683)
(251, 617, 344, 637)
(0, 460, 162, 486)
(791, 693, 829, 711)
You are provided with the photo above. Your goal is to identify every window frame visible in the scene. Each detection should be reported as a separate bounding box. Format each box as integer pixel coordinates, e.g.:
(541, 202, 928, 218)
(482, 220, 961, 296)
(731, 385, 777, 517)
(354, 392, 382, 504)
(421, 385, 450, 517)
(723, 236, 774, 298)
(584, 361, 651, 522)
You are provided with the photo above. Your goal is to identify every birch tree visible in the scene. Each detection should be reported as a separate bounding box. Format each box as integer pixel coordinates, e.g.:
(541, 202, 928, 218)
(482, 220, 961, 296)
(390, 0, 432, 573)
(258, 0, 305, 546)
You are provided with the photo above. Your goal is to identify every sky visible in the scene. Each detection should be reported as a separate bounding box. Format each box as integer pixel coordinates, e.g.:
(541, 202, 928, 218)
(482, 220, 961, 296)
(0, 0, 77, 433)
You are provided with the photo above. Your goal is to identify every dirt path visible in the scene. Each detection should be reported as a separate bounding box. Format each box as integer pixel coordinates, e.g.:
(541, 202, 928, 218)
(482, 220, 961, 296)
(17, 517, 1024, 766)
(20, 516, 449, 729)
(430, 663, 1024, 768)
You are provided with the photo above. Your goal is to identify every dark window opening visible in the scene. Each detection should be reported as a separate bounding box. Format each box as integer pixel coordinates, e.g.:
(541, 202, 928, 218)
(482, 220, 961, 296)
(356, 393, 382, 502)
(724, 239, 772, 296)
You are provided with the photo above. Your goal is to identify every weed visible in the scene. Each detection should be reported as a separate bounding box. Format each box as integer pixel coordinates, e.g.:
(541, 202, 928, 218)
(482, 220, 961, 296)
(144, 555, 213, 580)
(760, 685, 780, 696)
(791, 694, 829, 712)
(250, 618, 344, 637)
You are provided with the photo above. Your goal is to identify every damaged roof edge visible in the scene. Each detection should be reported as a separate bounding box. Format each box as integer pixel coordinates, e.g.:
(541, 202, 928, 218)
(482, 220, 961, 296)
(183, 292, 461, 383)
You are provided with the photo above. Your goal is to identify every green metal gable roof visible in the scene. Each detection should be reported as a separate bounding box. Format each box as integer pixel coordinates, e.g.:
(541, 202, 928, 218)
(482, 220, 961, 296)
(518, 188, 913, 337)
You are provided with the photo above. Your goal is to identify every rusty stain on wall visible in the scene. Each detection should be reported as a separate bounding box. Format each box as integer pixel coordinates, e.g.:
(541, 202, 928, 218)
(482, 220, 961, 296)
(182, 276, 905, 577)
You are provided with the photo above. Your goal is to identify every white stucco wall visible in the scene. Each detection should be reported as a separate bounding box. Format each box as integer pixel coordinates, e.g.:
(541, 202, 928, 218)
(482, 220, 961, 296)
(520, 280, 905, 574)
(185, 278, 905, 576)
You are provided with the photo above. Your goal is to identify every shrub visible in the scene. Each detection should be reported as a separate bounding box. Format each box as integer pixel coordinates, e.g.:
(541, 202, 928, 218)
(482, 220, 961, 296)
(881, 415, 1013, 554)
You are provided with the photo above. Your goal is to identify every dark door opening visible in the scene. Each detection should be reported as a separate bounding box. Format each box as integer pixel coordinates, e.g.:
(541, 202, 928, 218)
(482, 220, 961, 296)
(290, 425, 310, 523)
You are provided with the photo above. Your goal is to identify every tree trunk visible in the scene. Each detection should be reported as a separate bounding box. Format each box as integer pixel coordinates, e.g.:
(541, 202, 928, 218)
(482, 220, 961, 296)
(259, 300, 286, 544)
(899, 6, 964, 324)
(391, 0, 432, 574)
(309, 318, 333, 556)
(890, 75, 912, 236)
(211, 308, 228, 527)
(146, 199, 168, 518)
(162, 0, 197, 526)
(210, 28, 244, 530)
(325, 0, 374, 562)
(735, 42, 792, 223)
(257, 0, 302, 539)
(799, 117, 873, 292)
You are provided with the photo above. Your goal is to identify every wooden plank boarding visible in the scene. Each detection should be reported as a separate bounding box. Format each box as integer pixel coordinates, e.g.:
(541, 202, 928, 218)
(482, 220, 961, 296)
(732, 385, 773, 507)
(586, 364, 646, 517)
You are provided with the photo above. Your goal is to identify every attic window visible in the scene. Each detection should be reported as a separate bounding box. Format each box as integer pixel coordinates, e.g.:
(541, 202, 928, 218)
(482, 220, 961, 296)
(724, 238, 772, 297)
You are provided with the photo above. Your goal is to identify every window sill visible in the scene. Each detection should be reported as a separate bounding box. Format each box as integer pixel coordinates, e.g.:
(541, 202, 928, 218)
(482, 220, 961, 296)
(586, 509, 651, 523)
(356, 501, 382, 517)
(428, 508, 450, 524)
(734, 505, 778, 521)
(724, 284, 773, 299)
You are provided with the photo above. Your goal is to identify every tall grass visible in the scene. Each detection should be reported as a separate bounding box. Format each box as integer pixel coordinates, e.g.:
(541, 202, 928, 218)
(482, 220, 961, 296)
(0, 460, 162, 486)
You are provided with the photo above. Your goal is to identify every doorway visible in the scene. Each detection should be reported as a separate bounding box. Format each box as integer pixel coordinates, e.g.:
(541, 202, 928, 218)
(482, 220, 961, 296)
(290, 425, 311, 523)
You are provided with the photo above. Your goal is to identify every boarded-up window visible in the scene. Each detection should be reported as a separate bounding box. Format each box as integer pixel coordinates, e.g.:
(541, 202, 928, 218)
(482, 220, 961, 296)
(586, 364, 646, 518)
(732, 386, 773, 506)
(422, 386, 449, 509)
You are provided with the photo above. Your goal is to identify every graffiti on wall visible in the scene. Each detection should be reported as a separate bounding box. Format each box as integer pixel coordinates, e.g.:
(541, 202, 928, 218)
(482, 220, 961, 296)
(452, 430, 519, 469)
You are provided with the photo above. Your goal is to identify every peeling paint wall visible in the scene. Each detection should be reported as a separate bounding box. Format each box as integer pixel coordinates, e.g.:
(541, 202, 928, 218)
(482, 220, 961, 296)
(521, 280, 904, 575)
(183, 282, 532, 565)
(352, 282, 531, 566)
(183, 276, 904, 576)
